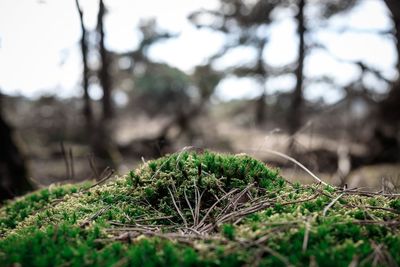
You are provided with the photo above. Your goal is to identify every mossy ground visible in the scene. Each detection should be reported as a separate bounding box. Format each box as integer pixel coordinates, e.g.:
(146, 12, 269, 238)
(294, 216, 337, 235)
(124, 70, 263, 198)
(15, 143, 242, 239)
(0, 150, 399, 266)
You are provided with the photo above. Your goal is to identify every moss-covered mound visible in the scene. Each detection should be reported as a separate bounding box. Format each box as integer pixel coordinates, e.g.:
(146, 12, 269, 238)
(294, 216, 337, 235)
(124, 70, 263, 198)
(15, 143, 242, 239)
(0, 150, 399, 267)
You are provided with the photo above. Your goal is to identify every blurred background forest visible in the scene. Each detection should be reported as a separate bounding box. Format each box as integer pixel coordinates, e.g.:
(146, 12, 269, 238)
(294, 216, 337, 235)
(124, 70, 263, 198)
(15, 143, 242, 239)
(0, 0, 399, 201)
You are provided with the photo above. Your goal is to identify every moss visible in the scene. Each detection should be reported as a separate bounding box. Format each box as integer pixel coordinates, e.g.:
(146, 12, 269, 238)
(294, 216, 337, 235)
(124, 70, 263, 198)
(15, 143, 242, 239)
(390, 199, 400, 212)
(221, 224, 235, 240)
(0, 150, 399, 266)
(0, 183, 88, 236)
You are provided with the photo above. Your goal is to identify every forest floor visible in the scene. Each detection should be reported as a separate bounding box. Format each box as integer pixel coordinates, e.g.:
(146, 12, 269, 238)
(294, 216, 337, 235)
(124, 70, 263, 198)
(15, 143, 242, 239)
(26, 115, 400, 193)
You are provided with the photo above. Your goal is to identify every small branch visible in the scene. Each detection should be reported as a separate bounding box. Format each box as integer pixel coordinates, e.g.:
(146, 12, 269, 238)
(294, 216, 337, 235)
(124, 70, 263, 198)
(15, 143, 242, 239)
(195, 185, 204, 226)
(87, 153, 100, 180)
(196, 188, 239, 230)
(184, 189, 195, 224)
(302, 216, 312, 253)
(352, 220, 400, 227)
(134, 215, 174, 223)
(262, 246, 294, 267)
(84, 168, 115, 191)
(261, 149, 328, 186)
(322, 193, 344, 216)
(347, 204, 400, 215)
(80, 205, 111, 228)
(168, 187, 188, 228)
(338, 189, 400, 198)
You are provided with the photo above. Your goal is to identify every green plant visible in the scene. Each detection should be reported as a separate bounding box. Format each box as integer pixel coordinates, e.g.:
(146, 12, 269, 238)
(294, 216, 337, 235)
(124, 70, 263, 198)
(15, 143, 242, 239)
(0, 150, 399, 267)
(222, 224, 235, 240)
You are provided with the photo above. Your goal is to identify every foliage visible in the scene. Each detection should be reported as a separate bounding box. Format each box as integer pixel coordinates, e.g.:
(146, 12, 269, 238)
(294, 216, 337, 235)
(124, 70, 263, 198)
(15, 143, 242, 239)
(0, 150, 399, 266)
(134, 63, 192, 116)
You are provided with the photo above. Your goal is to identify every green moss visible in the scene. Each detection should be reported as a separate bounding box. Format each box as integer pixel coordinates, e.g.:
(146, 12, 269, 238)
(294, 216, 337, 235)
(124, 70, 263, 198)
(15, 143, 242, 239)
(0, 183, 87, 236)
(222, 224, 235, 240)
(390, 199, 400, 212)
(0, 150, 399, 266)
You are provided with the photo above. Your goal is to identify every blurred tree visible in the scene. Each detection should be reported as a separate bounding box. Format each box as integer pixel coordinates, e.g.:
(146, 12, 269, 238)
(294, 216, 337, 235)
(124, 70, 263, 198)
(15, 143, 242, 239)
(81, 0, 120, 173)
(114, 19, 222, 149)
(189, 0, 277, 126)
(117, 19, 174, 67)
(319, 0, 400, 164)
(190, 0, 360, 131)
(97, 0, 113, 120)
(285, 0, 359, 133)
(383, 0, 400, 73)
(115, 19, 181, 117)
(70, 0, 118, 174)
(289, 0, 306, 134)
(369, 0, 400, 163)
(0, 92, 33, 201)
(192, 64, 222, 106)
(114, 18, 176, 105)
(134, 63, 191, 117)
(158, 64, 222, 142)
(74, 0, 93, 133)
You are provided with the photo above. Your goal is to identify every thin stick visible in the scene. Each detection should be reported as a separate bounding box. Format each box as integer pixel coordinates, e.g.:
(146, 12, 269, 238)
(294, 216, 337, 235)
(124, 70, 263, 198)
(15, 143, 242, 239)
(175, 146, 193, 169)
(302, 217, 311, 252)
(323, 193, 344, 216)
(99, 166, 112, 180)
(85, 168, 114, 190)
(110, 215, 174, 225)
(136, 215, 175, 223)
(220, 184, 254, 216)
(196, 190, 205, 227)
(348, 255, 359, 267)
(168, 187, 188, 228)
(184, 189, 195, 224)
(262, 246, 293, 267)
(351, 220, 400, 227)
(194, 182, 202, 226)
(111, 257, 128, 267)
(87, 153, 99, 180)
(69, 148, 75, 180)
(150, 160, 169, 180)
(193, 180, 199, 225)
(197, 188, 239, 229)
(60, 142, 70, 180)
(260, 148, 328, 186)
(80, 205, 111, 228)
(338, 189, 400, 197)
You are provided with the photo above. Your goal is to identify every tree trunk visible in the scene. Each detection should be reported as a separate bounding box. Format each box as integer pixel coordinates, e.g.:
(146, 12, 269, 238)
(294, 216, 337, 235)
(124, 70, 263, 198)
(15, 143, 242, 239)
(91, 0, 118, 173)
(288, 0, 306, 134)
(0, 102, 33, 201)
(97, 0, 113, 120)
(254, 39, 268, 127)
(75, 0, 93, 133)
(255, 89, 266, 126)
(367, 0, 400, 163)
(383, 0, 400, 73)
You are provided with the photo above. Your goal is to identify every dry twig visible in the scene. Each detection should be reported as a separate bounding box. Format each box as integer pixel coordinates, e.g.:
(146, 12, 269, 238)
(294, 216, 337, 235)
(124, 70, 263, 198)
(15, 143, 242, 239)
(323, 193, 344, 216)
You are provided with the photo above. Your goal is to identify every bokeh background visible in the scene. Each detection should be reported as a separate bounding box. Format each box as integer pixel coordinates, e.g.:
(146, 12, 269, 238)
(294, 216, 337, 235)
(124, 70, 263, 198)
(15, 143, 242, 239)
(1, 0, 399, 201)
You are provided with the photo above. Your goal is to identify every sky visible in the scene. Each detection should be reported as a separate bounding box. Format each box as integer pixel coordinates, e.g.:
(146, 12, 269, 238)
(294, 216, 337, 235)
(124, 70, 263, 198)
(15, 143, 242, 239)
(0, 0, 397, 103)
